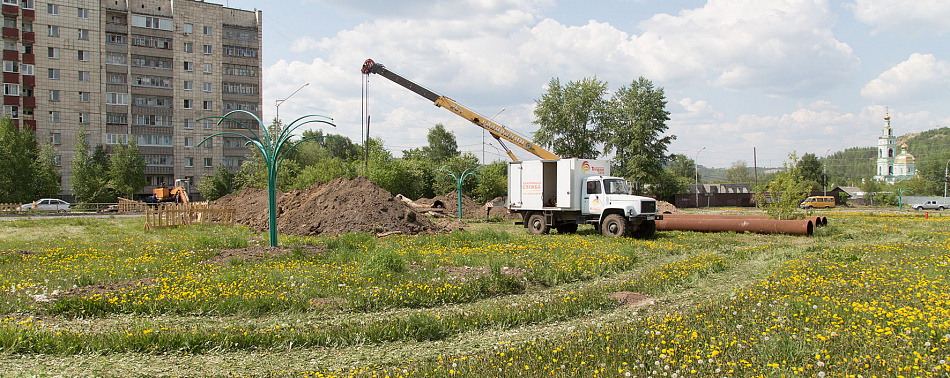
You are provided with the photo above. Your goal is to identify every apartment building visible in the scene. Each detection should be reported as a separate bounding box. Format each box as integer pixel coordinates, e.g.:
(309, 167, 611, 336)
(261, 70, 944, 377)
(2, 0, 262, 196)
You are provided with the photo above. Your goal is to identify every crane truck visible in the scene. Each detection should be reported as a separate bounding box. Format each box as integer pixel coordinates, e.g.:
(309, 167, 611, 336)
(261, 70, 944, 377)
(361, 59, 661, 238)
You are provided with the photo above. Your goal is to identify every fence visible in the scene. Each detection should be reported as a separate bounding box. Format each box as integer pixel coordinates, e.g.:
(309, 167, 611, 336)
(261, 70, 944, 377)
(117, 198, 148, 213)
(144, 203, 236, 230)
(0, 203, 21, 212)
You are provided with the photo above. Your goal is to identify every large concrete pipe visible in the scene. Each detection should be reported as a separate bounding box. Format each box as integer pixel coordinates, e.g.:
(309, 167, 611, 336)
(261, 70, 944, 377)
(655, 217, 814, 236)
(660, 213, 827, 227)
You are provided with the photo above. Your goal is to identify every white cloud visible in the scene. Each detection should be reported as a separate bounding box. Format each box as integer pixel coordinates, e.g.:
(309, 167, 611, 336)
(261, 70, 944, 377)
(848, 0, 950, 35)
(861, 53, 950, 103)
(305, 0, 551, 20)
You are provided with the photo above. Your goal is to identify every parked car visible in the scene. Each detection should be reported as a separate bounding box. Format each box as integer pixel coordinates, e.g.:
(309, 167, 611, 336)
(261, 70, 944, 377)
(800, 196, 836, 209)
(912, 200, 948, 211)
(17, 199, 71, 212)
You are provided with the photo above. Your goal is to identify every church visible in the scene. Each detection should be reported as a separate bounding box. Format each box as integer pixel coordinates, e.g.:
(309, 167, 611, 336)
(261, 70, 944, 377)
(874, 113, 916, 183)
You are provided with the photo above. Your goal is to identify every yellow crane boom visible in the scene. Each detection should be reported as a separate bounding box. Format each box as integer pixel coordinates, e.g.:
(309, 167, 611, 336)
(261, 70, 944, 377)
(361, 59, 559, 161)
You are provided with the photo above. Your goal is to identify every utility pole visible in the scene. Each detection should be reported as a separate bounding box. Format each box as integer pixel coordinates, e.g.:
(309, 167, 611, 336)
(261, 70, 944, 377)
(823, 148, 830, 196)
(275, 83, 309, 127)
(695, 146, 705, 208)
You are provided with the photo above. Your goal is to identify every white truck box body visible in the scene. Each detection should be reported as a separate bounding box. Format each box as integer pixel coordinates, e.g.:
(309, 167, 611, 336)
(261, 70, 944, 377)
(509, 159, 611, 211)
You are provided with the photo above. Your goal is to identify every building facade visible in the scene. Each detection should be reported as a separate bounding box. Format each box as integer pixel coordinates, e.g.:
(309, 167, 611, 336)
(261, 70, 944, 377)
(874, 113, 916, 184)
(4, 0, 261, 196)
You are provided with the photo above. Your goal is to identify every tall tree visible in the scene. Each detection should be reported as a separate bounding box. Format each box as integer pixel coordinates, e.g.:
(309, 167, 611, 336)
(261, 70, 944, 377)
(668, 154, 697, 180)
(108, 140, 147, 198)
(532, 77, 607, 159)
(71, 127, 114, 202)
(422, 124, 459, 162)
(797, 153, 822, 190)
(196, 164, 237, 201)
(601, 77, 674, 189)
(0, 117, 59, 202)
(725, 160, 753, 185)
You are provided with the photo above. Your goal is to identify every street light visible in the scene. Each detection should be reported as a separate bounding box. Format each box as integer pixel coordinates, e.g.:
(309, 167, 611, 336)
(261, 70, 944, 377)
(695, 146, 705, 208)
(275, 83, 310, 125)
(823, 148, 831, 196)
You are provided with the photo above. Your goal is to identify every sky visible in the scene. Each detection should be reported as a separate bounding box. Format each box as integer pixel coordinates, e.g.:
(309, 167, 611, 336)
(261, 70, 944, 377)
(219, 0, 950, 168)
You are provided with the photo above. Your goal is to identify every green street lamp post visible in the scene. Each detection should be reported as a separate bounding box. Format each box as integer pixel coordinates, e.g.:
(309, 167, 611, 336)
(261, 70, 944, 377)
(197, 110, 336, 247)
(436, 165, 481, 219)
(895, 188, 912, 211)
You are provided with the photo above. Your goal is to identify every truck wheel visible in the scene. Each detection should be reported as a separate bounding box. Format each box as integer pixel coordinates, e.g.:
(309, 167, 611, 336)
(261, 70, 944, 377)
(915, 207, 922, 211)
(631, 220, 656, 239)
(601, 214, 628, 238)
(527, 213, 549, 235)
(556, 223, 578, 234)
(940, 207, 945, 211)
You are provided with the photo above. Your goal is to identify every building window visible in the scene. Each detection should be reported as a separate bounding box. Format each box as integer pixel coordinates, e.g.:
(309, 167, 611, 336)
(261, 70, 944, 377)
(106, 52, 127, 65)
(203, 82, 212, 92)
(77, 29, 89, 40)
(185, 157, 193, 167)
(107, 72, 127, 84)
(49, 132, 61, 145)
(203, 120, 213, 130)
(2, 83, 17, 96)
(183, 61, 193, 71)
(223, 46, 259, 58)
(3, 105, 17, 119)
(77, 7, 88, 18)
(48, 68, 60, 80)
(47, 3, 58, 15)
(106, 133, 127, 145)
(49, 111, 60, 122)
(48, 90, 60, 101)
(183, 42, 193, 53)
(183, 119, 193, 129)
(78, 71, 90, 82)
(79, 92, 90, 102)
(203, 63, 212, 73)
(2, 60, 16, 73)
(202, 101, 212, 111)
(106, 92, 128, 105)
(107, 113, 127, 125)
(48, 25, 59, 37)
(21, 64, 33, 76)
(203, 26, 213, 35)
(183, 99, 193, 109)
(79, 113, 89, 124)
(183, 23, 193, 34)
(47, 47, 59, 59)
(21, 0, 34, 10)
(183, 80, 193, 90)
(202, 44, 212, 54)
(204, 158, 212, 167)
(78, 51, 89, 61)
(184, 137, 194, 147)
(21, 20, 32, 32)
(107, 33, 126, 45)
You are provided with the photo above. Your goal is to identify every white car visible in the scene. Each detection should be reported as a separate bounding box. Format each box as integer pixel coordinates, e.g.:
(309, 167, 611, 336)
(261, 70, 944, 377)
(18, 199, 71, 212)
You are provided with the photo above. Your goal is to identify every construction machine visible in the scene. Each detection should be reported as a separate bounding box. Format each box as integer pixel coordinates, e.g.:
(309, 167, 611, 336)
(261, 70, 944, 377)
(361, 59, 661, 238)
(146, 179, 191, 204)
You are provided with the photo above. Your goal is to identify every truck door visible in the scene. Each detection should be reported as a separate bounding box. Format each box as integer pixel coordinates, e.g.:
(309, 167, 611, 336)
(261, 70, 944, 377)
(582, 178, 604, 215)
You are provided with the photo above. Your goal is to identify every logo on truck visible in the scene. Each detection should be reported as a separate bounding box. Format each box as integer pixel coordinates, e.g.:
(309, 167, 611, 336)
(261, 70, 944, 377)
(582, 161, 606, 174)
(522, 181, 542, 195)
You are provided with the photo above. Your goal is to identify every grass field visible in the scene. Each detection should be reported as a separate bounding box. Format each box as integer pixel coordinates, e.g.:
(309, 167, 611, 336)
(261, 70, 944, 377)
(0, 210, 948, 377)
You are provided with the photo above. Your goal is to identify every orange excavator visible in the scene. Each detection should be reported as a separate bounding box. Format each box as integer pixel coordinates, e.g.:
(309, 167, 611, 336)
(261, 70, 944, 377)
(145, 179, 190, 204)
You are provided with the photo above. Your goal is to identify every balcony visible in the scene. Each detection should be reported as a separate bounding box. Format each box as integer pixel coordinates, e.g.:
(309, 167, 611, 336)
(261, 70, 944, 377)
(21, 31, 33, 43)
(22, 96, 33, 107)
(4, 95, 18, 105)
(21, 8, 32, 20)
(1, 4, 17, 16)
(3, 72, 18, 83)
(2, 27, 18, 40)
(21, 53, 33, 64)
(22, 75, 33, 86)
(23, 119, 36, 131)
(2, 49, 16, 60)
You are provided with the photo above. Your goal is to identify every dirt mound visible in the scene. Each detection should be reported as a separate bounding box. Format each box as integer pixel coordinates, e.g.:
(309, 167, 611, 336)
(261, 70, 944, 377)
(657, 200, 677, 214)
(417, 193, 518, 219)
(214, 177, 443, 237)
(608, 291, 655, 308)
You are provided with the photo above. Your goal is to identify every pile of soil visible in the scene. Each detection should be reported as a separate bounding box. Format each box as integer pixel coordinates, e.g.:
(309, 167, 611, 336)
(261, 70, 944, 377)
(213, 177, 443, 237)
(657, 200, 677, 214)
(417, 193, 517, 219)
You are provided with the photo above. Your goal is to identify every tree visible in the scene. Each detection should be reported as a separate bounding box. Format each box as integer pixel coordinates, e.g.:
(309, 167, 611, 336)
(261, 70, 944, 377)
(860, 177, 883, 206)
(601, 77, 674, 191)
(532, 77, 607, 159)
(756, 153, 810, 220)
(292, 157, 357, 190)
(432, 152, 480, 196)
(668, 154, 697, 180)
(797, 153, 822, 190)
(71, 127, 114, 203)
(234, 148, 300, 191)
(196, 164, 236, 201)
(474, 160, 507, 203)
(725, 160, 753, 185)
(648, 168, 689, 202)
(108, 139, 147, 198)
(0, 118, 59, 203)
(422, 124, 459, 162)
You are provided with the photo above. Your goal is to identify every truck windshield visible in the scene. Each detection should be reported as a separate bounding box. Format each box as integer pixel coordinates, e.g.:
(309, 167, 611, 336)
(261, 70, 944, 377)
(603, 179, 629, 195)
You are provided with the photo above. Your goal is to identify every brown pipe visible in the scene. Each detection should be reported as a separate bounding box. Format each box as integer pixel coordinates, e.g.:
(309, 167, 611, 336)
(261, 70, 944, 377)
(661, 213, 827, 227)
(656, 218, 813, 236)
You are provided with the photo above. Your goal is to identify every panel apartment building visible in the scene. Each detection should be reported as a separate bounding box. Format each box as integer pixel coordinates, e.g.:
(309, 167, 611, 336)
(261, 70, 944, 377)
(3, 0, 262, 196)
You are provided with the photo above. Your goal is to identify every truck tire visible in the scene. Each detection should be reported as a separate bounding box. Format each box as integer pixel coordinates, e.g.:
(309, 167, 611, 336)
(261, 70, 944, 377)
(601, 214, 628, 238)
(527, 213, 549, 235)
(940, 207, 945, 211)
(556, 223, 578, 234)
(631, 220, 656, 239)
(915, 206, 922, 211)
